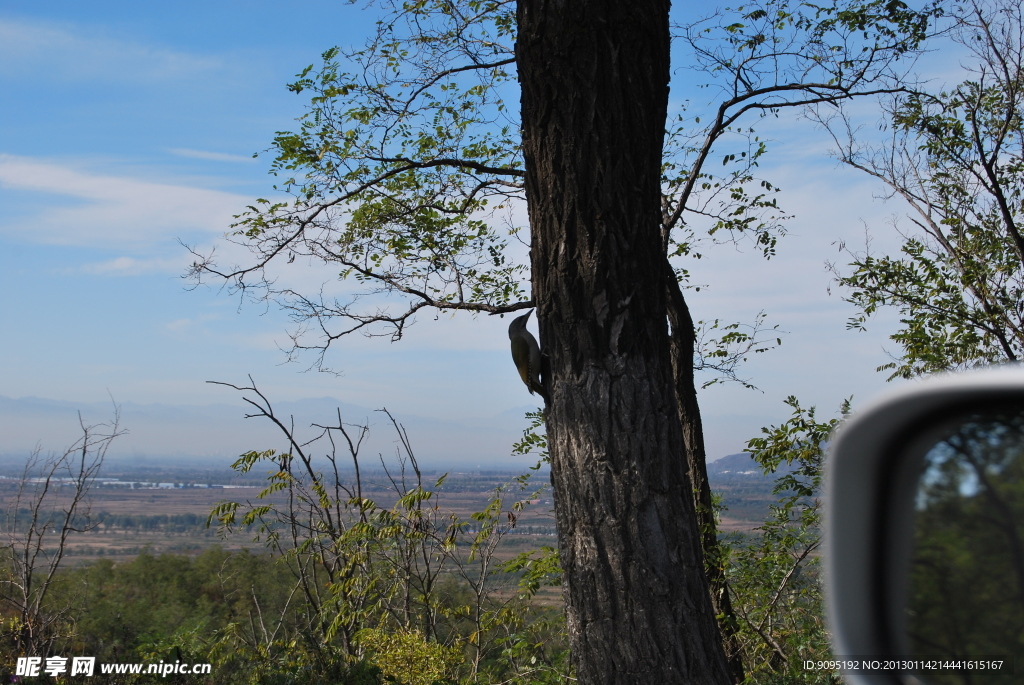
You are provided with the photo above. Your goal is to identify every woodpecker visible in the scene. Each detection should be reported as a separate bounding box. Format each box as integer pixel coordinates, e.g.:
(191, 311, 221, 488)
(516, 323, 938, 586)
(508, 310, 548, 401)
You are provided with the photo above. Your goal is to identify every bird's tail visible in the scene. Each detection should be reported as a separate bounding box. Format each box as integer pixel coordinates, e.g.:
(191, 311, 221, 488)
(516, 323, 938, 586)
(530, 379, 550, 404)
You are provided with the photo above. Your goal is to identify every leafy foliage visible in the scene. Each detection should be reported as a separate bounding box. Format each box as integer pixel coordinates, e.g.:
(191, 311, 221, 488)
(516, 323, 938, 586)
(200, 381, 570, 684)
(824, 0, 1024, 378)
(356, 627, 462, 685)
(693, 312, 783, 389)
(665, 0, 940, 257)
(187, 0, 939, 381)
(189, 0, 526, 364)
(725, 396, 850, 684)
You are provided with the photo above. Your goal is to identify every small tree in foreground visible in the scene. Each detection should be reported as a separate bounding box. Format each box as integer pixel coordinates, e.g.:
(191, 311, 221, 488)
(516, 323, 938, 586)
(201, 379, 567, 684)
(0, 407, 123, 660)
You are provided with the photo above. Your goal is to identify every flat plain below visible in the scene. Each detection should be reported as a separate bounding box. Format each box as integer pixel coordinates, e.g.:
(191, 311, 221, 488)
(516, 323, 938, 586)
(0, 462, 784, 572)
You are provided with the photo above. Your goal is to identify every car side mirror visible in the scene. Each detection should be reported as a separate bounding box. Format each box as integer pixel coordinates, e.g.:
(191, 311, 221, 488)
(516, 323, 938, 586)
(825, 367, 1024, 685)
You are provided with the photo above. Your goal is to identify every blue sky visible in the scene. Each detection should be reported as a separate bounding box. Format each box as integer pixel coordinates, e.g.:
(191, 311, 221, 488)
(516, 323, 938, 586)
(0, 1, 949, 465)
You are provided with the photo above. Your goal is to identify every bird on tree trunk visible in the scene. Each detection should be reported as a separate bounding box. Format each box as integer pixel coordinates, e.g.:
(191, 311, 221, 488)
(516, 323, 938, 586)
(508, 310, 548, 401)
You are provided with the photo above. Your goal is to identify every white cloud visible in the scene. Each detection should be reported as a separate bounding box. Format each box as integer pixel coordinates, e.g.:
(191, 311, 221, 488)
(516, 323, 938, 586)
(169, 149, 257, 164)
(0, 17, 222, 84)
(162, 317, 285, 350)
(164, 314, 222, 333)
(78, 255, 185, 276)
(0, 154, 250, 248)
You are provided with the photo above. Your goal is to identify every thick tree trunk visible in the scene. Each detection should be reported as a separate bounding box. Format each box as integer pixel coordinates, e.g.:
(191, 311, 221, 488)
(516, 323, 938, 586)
(666, 273, 746, 683)
(516, 1, 732, 683)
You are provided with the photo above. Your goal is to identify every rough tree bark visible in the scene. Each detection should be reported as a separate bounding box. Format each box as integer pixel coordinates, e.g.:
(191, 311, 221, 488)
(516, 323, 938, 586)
(516, 1, 733, 683)
(667, 274, 745, 681)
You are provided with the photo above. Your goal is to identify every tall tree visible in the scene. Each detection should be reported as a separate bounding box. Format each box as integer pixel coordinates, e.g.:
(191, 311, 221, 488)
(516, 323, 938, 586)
(188, 1, 939, 681)
(517, 2, 732, 681)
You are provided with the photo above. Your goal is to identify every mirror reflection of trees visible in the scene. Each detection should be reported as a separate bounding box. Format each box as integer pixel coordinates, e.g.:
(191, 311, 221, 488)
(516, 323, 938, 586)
(908, 409, 1024, 684)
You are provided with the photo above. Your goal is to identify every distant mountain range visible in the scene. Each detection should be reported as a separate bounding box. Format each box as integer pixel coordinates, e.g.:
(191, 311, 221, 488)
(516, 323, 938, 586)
(707, 452, 799, 481)
(708, 453, 761, 477)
